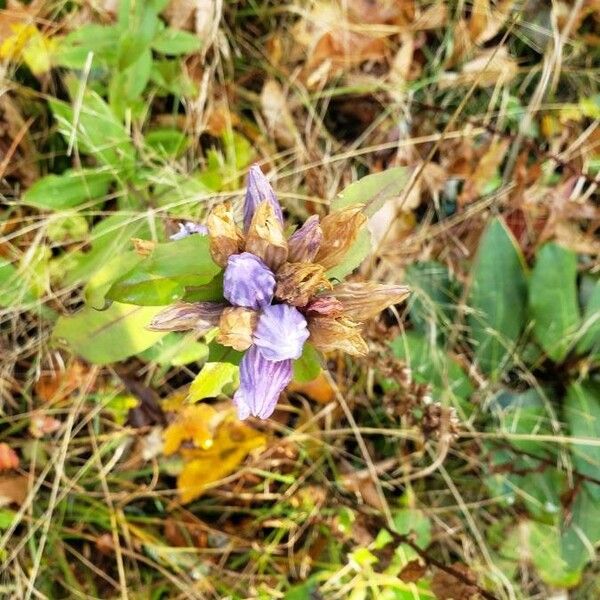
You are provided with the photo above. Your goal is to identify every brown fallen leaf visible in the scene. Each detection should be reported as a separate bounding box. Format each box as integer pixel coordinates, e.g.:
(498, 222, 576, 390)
(0, 474, 28, 506)
(399, 559, 427, 583)
(35, 360, 90, 404)
(261, 79, 297, 149)
(439, 47, 518, 89)
(430, 563, 480, 600)
(0, 443, 19, 471)
(459, 140, 509, 205)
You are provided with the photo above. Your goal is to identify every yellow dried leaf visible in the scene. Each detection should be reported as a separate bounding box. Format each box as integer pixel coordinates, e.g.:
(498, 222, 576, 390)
(177, 418, 266, 503)
(163, 404, 219, 455)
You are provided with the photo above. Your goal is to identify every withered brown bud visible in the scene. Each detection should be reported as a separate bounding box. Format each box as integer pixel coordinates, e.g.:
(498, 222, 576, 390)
(245, 201, 288, 271)
(216, 307, 258, 351)
(206, 203, 244, 267)
(148, 302, 225, 333)
(275, 262, 332, 307)
(287, 215, 323, 262)
(331, 282, 410, 321)
(315, 207, 367, 270)
(308, 315, 369, 356)
(306, 296, 344, 318)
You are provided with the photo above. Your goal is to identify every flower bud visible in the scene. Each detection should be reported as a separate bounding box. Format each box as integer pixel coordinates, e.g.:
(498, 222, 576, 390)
(216, 307, 258, 351)
(223, 252, 276, 309)
(307, 315, 368, 356)
(245, 201, 289, 271)
(331, 282, 410, 321)
(148, 302, 225, 333)
(315, 207, 367, 269)
(306, 296, 344, 318)
(206, 203, 244, 267)
(275, 262, 331, 307)
(243, 164, 284, 231)
(287, 215, 323, 262)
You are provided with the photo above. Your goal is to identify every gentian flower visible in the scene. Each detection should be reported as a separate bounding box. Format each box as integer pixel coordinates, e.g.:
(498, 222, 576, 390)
(170, 221, 208, 240)
(150, 164, 409, 420)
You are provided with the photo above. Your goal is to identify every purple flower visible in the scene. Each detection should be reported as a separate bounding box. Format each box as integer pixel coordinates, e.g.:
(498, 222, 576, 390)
(243, 165, 283, 231)
(233, 346, 292, 420)
(223, 252, 276, 310)
(252, 304, 309, 361)
(170, 222, 208, 240)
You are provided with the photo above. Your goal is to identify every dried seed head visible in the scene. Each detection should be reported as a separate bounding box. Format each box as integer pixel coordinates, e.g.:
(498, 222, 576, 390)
(275, 262, 332, 307)
(314, 206, 367, 269)
(287, 215, 323, 262)
(206, 203, 244, 267)
(308, 315, 369, 356)
(148, 302, 225, 333)
(131, 238, 156, 257)
(245, 201, 288, 271)
(306, 296, 345, 318)
(331, 282, 410, 321)
(217, 307, 258, 351)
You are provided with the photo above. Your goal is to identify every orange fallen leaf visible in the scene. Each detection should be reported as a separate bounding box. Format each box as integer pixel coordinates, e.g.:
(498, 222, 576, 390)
(35, 360, 90, 404)
(289, 372, 335, 405)
(0, 443, 19, 471)
(163, 404, 220, 455)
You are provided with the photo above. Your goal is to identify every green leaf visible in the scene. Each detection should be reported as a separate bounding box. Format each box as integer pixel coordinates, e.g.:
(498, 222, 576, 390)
(576, 279, 600, 356)
(150, 59, 196, 97)
(54, 25, 120, 69)
(188, 362, 239, 401)
(405, 261, 460, 341)
(46, 213, 89, 242)
(529, 243, 581, 362)
(145, 128, 189, 157)
(0, 258, 36, 307)
(293, 343, 321, 383)
(564, 380, 600, 498)
(138, 333, 208, 366)
(49, 89, 135, 175)
(151, 28, 202, 55)
(561, 486, 600, 574)
(22, 169, 113, 210)
(468, 218, 527, 378)
(52, 303, 167, 364)
(332, 167, 409, 217)
(390, 331, 473, 404)
(106, 271, 185, 306)
(107, 236, 220, 305)
(326, 228, 371, 281)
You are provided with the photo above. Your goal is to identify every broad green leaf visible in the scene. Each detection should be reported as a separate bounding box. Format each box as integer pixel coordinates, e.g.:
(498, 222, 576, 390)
(564, 381, 600, 498)
(49, 89, 135, 174)
(332, 167, 409, 217)
(390, 332, 473, 403)
(150, 59, 196, 97)
(468, 218, 527, 378)
(561, 486, 600, 574)
(54, 25, 120, 69)
(106, 271, 185, 306)
(293, 343, 321, 383)
(182, 273, 224, 303)
(22, 169, 113, 210)
(84, 251, 143, 309)
(109, 48, 152, 119)
(151, 28, 202, 55)
(576, 279, 600, 356)
(326, 229, 371, 281)
(52, 303, 167, 364)
(206, 341, 243, 365)
(138, 333, 208, 366)
(529, 243, 581, 362)
(405, 261, 459, 341)
(189, 362, 239, 401)
(107, 235, 220, 305)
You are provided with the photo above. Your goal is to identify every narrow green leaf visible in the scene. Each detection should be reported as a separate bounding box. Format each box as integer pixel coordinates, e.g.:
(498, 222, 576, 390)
(529, 243, 581, 362)
(468, 218, 527, 378)
(106, 272, 185, 306)
(564, 380, 600, 498)
(0, 258, 36, 307)
(22, 169, 113, 210)
(52, 303, 167, 364)
(188, 362, 239, 401)
(326, 229, 370, 281)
